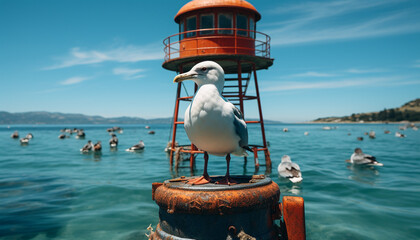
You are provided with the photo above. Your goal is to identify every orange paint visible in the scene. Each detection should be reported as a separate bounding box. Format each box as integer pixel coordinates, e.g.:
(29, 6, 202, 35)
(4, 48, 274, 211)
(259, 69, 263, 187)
(174, 0, 261, 23)
(282, 196, 306, 240)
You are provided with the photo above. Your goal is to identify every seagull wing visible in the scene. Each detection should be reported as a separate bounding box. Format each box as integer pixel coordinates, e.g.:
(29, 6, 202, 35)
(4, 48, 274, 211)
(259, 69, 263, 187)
(352, 153, 374, 164)
(229, 101, 250, 151)
(278, 162, 295, 178)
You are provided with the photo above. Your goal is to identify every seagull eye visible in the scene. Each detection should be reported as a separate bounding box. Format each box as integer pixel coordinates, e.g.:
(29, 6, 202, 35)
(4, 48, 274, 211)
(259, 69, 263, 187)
(200, 67, 207, 72)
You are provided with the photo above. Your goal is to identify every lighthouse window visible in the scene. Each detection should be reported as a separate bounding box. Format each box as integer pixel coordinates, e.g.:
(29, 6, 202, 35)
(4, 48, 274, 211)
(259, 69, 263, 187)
(200, 14, 214, 35)
(179, 20, 184, 40)
(218, 13, 233, 34)
(186, 16, 197, 37)
(249, 18, 255, 39)
(236, 14, 248, 36)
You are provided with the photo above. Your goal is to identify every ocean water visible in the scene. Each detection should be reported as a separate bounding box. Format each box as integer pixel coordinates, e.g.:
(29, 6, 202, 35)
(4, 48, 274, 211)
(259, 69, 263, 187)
(0, 123, 419, 240)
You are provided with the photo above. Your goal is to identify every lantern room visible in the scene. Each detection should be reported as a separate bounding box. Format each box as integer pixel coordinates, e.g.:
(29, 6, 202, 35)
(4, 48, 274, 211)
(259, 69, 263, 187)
(163, 0, 273, 74)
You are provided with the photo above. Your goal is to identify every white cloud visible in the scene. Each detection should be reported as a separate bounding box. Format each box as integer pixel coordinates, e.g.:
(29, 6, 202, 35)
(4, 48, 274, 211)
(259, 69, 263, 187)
(45, 44, 162, 70)
(264, 0, 420, 46)
(113, 67, 146, 80)
(60, 76, 90, 85)
(414, 60, 420, 68)
(346, 68, 386, 74)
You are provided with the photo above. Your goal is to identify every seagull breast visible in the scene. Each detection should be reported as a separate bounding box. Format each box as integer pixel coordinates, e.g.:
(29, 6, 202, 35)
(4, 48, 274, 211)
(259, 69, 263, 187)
(185, 84, 242, 156)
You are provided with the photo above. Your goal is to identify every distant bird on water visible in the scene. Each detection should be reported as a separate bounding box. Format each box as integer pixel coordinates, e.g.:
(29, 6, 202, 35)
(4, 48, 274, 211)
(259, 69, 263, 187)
(173, 61, 251, 185)
(11, 131, 19, 138)
(109, 134, 118, 148)
(348, 148, 383, 166)
(277, 155, 303, 183)
(126, 140, 145, 152)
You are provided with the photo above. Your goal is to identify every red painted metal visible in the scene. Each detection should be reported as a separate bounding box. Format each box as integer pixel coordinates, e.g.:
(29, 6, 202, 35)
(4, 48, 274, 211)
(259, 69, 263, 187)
(252, 64, 271, 168)
(174, 0, 261, 23)
(237, 60, 244, 113)
(163, 28, 271, 64)
(169, 82, 182, 166)
(282, 196, 306, 240)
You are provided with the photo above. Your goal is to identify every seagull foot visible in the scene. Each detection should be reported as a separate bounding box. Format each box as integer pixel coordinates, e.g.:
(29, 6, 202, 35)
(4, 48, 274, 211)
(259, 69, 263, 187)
(216, 176, 237, 185)
(187, 175, 211, 185)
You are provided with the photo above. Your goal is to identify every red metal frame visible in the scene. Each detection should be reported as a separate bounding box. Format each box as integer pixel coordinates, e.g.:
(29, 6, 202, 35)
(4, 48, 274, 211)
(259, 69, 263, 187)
(163, 28, 270, 62)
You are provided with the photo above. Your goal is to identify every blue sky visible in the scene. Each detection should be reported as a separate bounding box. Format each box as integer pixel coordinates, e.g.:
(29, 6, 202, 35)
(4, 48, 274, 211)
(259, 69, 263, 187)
(1, 0, 419, 122)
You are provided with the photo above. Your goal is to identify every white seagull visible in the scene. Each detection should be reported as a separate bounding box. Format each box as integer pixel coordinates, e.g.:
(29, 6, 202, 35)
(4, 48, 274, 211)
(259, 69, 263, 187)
(349, 148, 383, 166)
(173, 61, 251, 185)
(277, 155, 303, 183)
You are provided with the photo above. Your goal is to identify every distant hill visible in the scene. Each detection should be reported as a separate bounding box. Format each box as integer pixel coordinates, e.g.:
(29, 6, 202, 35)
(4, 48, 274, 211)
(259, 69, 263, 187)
(0, 111, 173, 124)
(0, 111, 282, 125)
(313, 98, 420, 123)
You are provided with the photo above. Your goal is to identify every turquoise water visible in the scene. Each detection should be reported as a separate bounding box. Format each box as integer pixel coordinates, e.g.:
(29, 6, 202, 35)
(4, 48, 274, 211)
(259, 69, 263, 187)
(0, 124, 419, 239)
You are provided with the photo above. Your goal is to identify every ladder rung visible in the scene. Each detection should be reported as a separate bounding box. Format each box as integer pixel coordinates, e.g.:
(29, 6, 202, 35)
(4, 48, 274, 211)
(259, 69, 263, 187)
(225, 78, 250, 81)
(246, 120, 261, 124)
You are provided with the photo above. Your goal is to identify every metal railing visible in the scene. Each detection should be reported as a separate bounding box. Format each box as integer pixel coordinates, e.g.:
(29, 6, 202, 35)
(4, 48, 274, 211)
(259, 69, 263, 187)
(163, 28, 271, 62)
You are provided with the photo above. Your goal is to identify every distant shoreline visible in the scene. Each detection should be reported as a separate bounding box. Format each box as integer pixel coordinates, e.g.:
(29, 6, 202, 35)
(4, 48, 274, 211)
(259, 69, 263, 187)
(305, 121, 420, 124)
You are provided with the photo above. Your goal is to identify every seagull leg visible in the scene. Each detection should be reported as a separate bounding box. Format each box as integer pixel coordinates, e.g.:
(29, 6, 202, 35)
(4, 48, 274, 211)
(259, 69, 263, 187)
(216, 154, 237, 185)
(187, 151, 211, 185)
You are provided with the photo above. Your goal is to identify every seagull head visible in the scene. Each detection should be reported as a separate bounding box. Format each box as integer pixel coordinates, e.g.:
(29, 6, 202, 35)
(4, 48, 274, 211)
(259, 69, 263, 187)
(281, 155, 292, 163)
(354, 148, 362, 154)
(173, 61, 225, 93)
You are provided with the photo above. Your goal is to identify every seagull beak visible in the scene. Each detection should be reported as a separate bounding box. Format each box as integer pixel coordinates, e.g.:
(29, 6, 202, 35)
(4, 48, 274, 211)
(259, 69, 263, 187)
(173, 72, 197, 83)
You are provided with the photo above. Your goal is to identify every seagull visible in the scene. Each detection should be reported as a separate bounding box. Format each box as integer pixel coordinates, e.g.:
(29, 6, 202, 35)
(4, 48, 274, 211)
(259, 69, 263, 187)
(109, 134, 118, 148)
(94, 141, 102, 151)
(348, 148, 383, 166)
(173, 61, 251, 185)
(126, 140, 145, 152)
(277, 155, 303, 183)
(80, 140, 94, 152)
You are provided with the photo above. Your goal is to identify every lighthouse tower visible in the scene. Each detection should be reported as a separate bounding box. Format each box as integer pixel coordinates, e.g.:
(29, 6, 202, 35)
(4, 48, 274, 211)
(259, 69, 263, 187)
(163, 0, 273, 170)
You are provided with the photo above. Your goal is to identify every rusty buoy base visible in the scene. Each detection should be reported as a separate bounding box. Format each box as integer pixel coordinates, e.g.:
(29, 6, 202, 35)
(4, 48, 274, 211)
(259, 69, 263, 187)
(151, 175, 281, 240)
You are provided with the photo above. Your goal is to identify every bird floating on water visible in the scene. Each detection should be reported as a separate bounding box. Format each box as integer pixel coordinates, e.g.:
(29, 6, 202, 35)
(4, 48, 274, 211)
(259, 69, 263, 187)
(80, 140, 94, 153)
(94, 141, 102, 151)
(20, 137, 30, 144)
(277, 155, 303, 183)
(395, 132, 406, 138)
(109, 134, 118, 148)
(11, 131, 19, 138)
(126, 140, 145, 152)
(173, 61, 251, 185)
(347, 148, 383, 166)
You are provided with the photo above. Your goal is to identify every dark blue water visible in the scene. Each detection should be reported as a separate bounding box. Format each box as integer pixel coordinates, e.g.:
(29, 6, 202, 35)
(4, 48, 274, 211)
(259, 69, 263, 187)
(1, 124, 419, 239)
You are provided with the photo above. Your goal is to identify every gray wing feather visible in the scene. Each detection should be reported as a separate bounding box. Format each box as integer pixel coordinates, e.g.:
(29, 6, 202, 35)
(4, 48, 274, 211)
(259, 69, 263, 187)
(279, 163, 294, 178)
(232, 106, 248, 148)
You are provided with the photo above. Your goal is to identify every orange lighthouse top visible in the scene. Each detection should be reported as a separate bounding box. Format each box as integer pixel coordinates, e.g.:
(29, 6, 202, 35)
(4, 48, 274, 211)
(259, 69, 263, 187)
(174, 0, 261, 23)
(163, 0, 273, 73)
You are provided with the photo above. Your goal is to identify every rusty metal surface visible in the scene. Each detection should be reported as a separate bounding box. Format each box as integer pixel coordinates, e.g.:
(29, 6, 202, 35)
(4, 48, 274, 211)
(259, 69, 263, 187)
(153, 175, 279, 215)
(152, 176, 281, 240)
(282, 196, 306, 240)
(165, 175, 270, 191)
